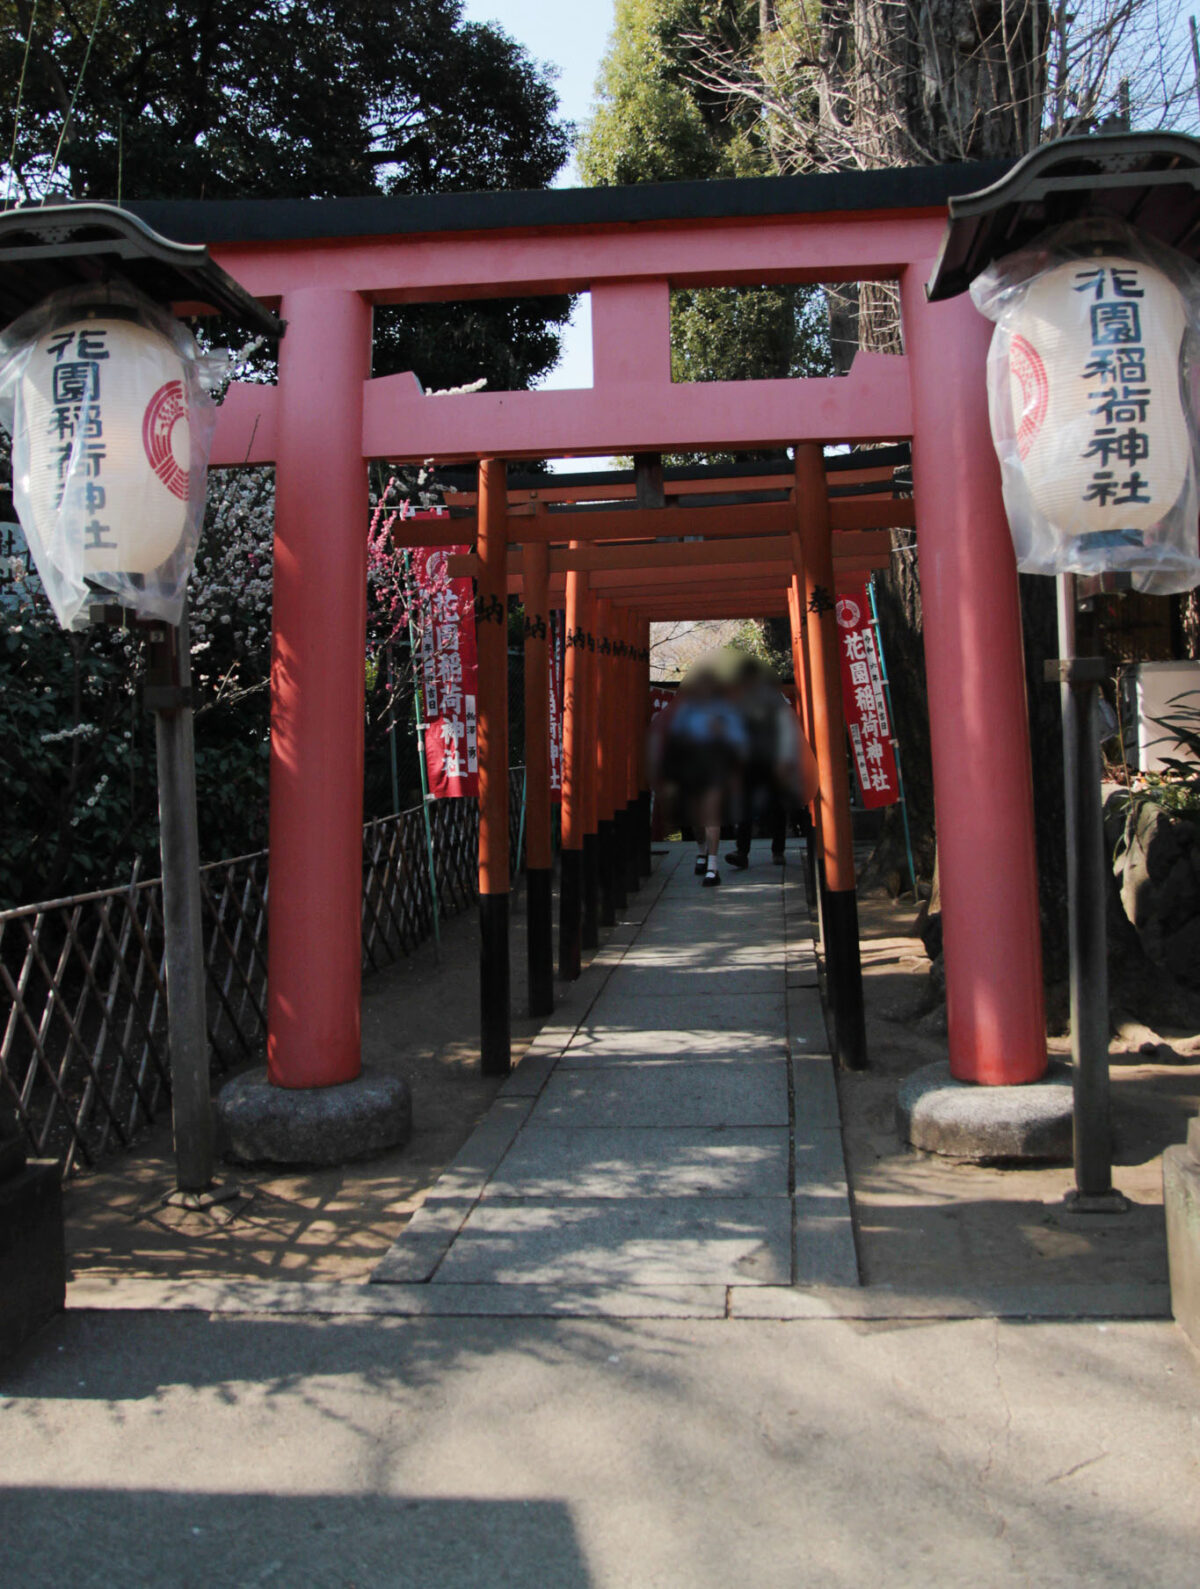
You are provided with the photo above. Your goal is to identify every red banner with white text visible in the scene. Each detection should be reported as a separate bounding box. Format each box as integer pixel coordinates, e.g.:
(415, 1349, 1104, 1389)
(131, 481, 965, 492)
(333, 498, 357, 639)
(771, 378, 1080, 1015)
(649, 684, 677, 718)
(835, 583, 899, 810)
(549, 610, 565, 804)
(411, 534, 479, 799)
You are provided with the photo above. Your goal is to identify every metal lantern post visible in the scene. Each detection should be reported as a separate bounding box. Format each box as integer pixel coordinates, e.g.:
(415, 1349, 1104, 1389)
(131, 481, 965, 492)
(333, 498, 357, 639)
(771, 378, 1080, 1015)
(1048, 579, 1121, 1206)
(143, 608, 216, 1194)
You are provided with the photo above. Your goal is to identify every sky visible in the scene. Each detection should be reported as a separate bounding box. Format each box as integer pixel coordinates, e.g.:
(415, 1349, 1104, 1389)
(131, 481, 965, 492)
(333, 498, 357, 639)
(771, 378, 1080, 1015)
(461, 0, 616, 176)
(460, 0, 618, 392)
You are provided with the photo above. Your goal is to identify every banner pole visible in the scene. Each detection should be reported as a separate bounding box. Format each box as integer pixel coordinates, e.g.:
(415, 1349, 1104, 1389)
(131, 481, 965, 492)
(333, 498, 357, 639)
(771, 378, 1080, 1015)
(476, 458, 512, 1077)
(867, 577, 918, 899)
(403, 549, 442, 959)
(386, 643, 402, 817)
(516, 766, 528, 900)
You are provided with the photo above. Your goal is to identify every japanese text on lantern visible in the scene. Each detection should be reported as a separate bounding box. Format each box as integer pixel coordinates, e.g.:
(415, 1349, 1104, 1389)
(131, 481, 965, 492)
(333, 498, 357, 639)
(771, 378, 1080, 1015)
(411, 536, 479, 799)
(44, 325, 113, 551)
(836, 584, 899, 810)
(1073, 265, 1152, 517)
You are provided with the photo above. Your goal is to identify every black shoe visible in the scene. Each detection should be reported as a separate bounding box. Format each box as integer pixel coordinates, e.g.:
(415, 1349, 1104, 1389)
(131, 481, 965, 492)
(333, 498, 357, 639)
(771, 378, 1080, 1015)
(694, 855, 707, 875)
(702, 869, 721, 887)
(725, 851, 749, 870)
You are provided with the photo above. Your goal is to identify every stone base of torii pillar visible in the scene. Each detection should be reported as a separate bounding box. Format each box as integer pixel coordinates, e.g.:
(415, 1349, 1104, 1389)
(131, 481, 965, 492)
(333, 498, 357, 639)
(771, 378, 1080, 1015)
(215, 1067, 411, 1168)
(897, 1061, 1075, 1163)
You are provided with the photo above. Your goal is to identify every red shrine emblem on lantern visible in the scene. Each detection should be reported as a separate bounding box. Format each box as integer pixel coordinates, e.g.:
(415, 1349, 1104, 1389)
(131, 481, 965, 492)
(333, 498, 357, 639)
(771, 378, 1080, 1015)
(142, 380, 190, 500)
(1009, 335, 1048, 460)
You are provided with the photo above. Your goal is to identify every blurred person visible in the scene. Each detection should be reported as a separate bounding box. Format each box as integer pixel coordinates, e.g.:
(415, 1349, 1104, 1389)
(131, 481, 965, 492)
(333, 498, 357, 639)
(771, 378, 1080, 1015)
(659, 653, 747, 887)
(726, 656, 819, 871)
(725, 656, 795, 870)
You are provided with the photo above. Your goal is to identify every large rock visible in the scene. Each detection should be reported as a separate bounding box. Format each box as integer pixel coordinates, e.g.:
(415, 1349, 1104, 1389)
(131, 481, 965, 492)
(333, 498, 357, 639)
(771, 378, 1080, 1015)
(1113, 799, 1200, 988)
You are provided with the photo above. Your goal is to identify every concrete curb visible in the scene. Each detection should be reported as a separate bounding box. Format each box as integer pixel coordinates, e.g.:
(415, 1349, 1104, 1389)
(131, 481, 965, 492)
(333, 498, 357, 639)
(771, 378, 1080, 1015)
(65, 1276, 1171, 1322)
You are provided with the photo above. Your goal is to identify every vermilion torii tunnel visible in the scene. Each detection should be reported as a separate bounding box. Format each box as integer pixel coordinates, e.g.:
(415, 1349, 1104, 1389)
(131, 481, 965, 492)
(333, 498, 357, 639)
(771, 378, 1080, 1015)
(127, 157, 1059, 1095)
(413, 448, 912, 1072)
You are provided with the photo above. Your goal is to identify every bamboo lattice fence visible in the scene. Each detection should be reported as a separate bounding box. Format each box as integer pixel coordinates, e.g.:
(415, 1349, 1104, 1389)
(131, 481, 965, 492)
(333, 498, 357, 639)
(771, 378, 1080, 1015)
(0, 769, 526, 1177)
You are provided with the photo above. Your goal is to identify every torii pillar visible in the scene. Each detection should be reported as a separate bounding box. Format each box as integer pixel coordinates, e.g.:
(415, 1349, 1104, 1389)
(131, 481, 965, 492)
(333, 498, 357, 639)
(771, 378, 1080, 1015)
(216, 288, 411, 1164)
(794, 445, 866, 1070)
(594, 596, 618, 928)
(476, 457, 512, 1077)
(900, 268, 1046, 1086)
(580, 586, 601, 950)
(637, 619, 653, 877)
(559, 551, 586, 979)
(523, 533, 555, 1017)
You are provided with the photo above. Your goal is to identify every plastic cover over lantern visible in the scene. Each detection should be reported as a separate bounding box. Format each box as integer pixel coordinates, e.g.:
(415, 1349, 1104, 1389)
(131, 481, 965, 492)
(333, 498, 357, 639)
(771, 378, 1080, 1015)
(971, 218, 1200, 594)
(0, 281, 222, 627)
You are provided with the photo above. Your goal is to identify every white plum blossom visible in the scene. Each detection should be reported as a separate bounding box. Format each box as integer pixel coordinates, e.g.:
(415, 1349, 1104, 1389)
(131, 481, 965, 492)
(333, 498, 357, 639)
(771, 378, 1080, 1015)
(190, 466, 276, 677)
(39, 722, 99, 745)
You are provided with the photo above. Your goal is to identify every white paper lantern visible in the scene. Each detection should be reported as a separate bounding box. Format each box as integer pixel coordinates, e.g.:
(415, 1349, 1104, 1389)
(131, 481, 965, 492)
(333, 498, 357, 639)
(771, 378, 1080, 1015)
(0, 284, 218, 627)
(14, 314, 194, 581)
(1010, 255, 1190, 545)
(973, 224, 1200, 590)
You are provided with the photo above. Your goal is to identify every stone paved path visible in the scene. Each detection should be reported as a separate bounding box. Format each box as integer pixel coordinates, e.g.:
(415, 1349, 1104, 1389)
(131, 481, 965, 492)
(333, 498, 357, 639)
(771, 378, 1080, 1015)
(371, 841, 859, 1306)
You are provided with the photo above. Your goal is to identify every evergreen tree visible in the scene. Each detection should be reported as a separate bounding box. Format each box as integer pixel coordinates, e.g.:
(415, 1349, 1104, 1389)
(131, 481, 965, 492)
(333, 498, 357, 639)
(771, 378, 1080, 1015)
(0, 0, 574, 390)
(580, 0, 831, 389)
(1, 0, 570, 202)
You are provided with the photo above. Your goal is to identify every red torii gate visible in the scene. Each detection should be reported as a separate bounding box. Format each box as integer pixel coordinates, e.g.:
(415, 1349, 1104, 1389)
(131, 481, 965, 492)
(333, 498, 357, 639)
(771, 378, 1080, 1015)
(137, 163, 1046, 1094)
(423, 449, 910, 1068)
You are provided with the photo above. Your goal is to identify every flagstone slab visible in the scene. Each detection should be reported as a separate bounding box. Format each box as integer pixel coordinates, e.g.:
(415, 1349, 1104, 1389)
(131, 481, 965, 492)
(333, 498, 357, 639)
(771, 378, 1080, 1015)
(432, 1196, 792, 1285)
(371, 1198, 474, 1284)
(557, 1031, 787, 1067)
(789, 990, 832, 1054)
(528, 1059, 789, 1130)
(581, 990, 788, 1036)
(792, 1127, 852, 1193)
(483, 1126, 789, 1200)
(791, 1055, 840, 1128)
(428, 1098, 537, 1199)
(792, 1191, 860, 1287)
(617, 944, 787, 972)
(496, 1049, 560, 1098)
(631, 920, 780, 951)
(606, 963, 782, 998)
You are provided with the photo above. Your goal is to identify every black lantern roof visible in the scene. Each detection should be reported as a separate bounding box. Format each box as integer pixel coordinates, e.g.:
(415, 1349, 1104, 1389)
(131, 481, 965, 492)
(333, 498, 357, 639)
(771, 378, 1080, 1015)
(927, 131, 1200, 301)
(0, 202, 282, 337)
